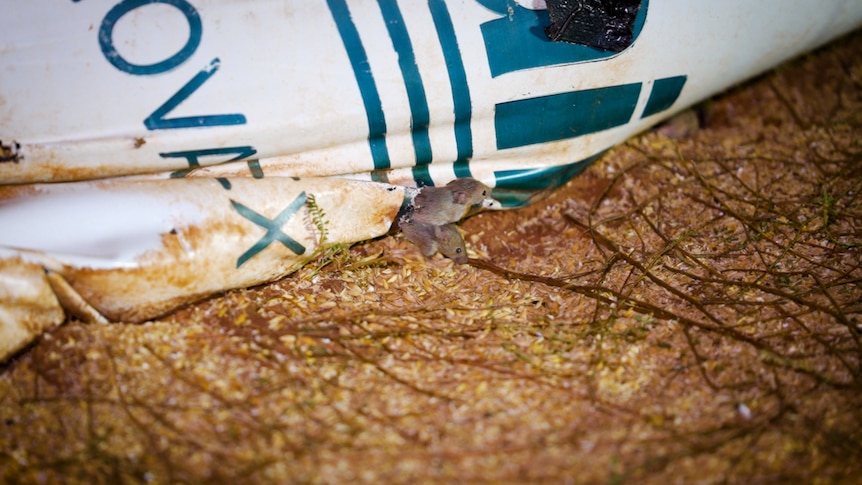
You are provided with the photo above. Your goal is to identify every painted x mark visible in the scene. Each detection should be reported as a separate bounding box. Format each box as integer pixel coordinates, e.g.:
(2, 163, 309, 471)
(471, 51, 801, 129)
(231, 191, 307, 268)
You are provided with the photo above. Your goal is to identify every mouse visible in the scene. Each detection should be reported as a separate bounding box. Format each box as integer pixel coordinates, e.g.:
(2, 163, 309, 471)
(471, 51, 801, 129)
(411, 178, 491, 226)
(400, 219, 468, 264)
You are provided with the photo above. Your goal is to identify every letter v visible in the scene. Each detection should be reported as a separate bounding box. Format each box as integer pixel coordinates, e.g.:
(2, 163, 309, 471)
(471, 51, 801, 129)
(145, 58, 247, 130)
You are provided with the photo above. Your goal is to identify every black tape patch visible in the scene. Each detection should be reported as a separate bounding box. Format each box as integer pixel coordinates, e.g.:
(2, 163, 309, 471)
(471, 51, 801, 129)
(545, 0, 642, 52)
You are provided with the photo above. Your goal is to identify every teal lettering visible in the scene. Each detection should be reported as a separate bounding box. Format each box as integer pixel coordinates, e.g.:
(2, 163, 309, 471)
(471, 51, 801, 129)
(145, 58, 247, 130)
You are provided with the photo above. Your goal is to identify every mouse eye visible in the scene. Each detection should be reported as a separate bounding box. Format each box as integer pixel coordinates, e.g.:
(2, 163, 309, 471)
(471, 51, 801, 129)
(456, 248, 462, 253)
(482, 190, 487, 196)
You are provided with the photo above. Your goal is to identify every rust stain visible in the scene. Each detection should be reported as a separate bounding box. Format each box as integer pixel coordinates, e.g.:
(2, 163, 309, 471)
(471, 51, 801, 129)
(0, 182, 43, 201)
(63, 216, 261, 322)
(0, 143, 161, 185)
(0, 157, 143, 185)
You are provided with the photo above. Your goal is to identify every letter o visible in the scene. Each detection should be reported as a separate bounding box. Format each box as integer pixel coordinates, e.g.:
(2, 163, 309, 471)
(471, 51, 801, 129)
(99, 0, 202, 75)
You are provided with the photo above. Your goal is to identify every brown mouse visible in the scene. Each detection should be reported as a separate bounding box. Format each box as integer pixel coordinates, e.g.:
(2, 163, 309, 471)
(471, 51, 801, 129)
(400, 220, 468, 264)
(411, 178, 490, 226)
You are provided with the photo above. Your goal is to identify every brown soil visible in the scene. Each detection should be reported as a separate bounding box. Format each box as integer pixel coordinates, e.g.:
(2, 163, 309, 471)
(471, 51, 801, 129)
(2, 30, 861, 484)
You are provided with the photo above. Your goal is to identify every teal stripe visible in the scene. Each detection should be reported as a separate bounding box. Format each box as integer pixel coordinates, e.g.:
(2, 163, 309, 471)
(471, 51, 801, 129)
(492, 153, 603, 207)
(428, 0, 473, 171)
(232, 192, 307, 267)
(453, 159, 473, 179)
(641, 75, 687, 118)
(495, 84, 641, 150)
(378, 0, 433, 165)
(246, 159, 264, 179)
(328, 0, 390, 169)
(411, 165, 434, 187)
(370, 169, 390, 183)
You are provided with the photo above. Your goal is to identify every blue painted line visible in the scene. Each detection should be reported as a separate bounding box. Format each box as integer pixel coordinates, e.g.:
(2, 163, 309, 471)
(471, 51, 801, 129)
(145, 58, 246, 130)
(164, 145, 257, 179)
(641, 75, 688, 118)
(378, 0, 433, 166)
(232, 192, 308, 267)
(246, 159, 264, 179)
(370, 169, 390, 183)
(492, 152, 603, 207)
(327, 0, 390, 170)
(495, 83, 641, 150)
(428, 0, 474, 174)
(411, 165, 434, 187)
(452, 159, 472, 179)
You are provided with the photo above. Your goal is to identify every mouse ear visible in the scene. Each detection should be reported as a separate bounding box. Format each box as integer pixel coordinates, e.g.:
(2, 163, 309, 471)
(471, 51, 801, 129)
(450, 190, 469, 204)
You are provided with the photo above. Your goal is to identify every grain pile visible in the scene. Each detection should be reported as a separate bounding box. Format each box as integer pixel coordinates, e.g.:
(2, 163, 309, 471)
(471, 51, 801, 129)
(2, 31, 861, 484)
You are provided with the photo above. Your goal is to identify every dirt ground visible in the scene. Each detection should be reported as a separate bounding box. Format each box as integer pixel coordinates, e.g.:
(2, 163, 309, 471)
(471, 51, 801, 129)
(2, 30, 861, 484)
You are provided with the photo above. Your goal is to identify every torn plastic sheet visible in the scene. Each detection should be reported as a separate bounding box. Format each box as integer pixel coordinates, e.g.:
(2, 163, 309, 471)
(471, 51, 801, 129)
(0, 177, 410, 358)
(1, 177, 406, 319)
(1, 0, 862, 360)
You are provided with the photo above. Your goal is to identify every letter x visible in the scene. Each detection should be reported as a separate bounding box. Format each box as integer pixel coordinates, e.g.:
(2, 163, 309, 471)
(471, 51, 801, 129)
(231, 192, 307, 268)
